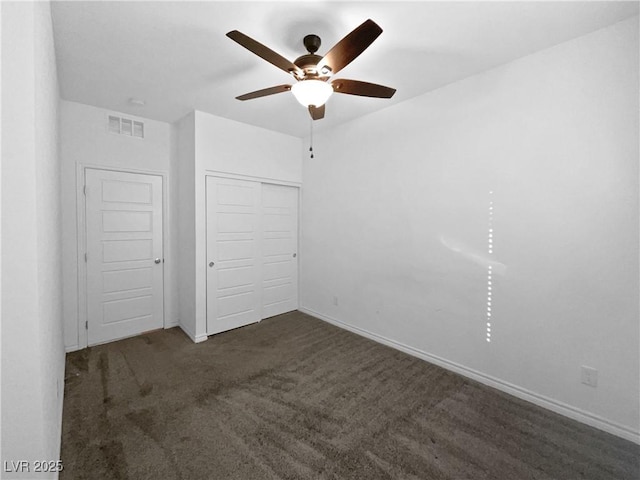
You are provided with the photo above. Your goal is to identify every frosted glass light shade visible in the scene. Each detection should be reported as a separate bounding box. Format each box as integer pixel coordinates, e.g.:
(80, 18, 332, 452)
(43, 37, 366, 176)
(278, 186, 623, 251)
(291, 80, 333, 107)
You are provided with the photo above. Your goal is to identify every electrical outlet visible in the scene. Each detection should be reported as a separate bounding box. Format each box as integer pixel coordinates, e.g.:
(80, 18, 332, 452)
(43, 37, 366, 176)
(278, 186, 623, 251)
(581, 366, 598, 387)
(333, 296, 338, 306)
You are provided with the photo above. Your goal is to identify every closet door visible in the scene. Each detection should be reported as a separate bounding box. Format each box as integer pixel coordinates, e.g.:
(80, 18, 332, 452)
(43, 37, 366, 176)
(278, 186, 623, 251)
(261, 183, 299, 319)
(206, 177, 262, 334)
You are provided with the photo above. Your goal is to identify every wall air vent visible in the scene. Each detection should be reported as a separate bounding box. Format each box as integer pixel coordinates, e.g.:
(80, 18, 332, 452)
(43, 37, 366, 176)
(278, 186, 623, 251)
(108, 115, 144, 139)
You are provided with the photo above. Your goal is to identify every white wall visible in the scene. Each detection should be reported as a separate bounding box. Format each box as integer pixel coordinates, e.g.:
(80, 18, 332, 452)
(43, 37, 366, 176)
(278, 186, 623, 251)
(194, 111, 302, 184)
(169, 120, 181, 337)
(300, 17, 639, 442)
(175, 111, 302, 341)
(60, 100, 174, 351)
(175, 113, 197, 340)
(1, 1, 65, 476)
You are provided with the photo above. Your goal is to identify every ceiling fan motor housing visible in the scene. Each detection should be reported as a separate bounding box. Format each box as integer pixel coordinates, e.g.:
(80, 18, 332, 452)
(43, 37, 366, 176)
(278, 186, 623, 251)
(292, 34, 331, 79)
(293, 53, 324, 78)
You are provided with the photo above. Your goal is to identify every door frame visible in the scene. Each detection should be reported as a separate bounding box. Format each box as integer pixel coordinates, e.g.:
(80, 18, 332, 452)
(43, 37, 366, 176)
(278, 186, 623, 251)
(76, 164, 170, 349)
(204, 171, 301, 334)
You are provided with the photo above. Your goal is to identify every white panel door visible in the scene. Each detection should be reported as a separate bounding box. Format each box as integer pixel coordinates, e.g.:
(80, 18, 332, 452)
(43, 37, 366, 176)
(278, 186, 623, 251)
(206, 176, 262, 334)
(261, 183, 299, 319)
(85, 168, 164, 345)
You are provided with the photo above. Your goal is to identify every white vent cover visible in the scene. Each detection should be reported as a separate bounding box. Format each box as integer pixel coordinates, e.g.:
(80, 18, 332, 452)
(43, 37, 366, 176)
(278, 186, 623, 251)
(108, 115, 144, 139)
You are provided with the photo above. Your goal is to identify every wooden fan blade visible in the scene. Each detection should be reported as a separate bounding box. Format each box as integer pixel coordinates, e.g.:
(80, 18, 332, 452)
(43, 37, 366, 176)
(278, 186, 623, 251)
(236, 84, 292, 101)
(316, 19, 382, 75)
(309, 104, 325, 120)
(331, 79, 396, 98)
(227, 30, 302, 77)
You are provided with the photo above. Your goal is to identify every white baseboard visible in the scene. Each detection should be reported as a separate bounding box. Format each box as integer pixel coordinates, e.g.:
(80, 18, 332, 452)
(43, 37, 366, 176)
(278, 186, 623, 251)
(65, 323, 197, 351)
(299, 307, 640, 445)
(195, 333, 208, 343)
(179, 323, 208, 343)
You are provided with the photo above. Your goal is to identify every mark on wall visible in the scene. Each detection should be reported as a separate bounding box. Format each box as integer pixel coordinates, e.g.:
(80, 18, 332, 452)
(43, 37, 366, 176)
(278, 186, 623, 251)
(438, 236, 505, 274)
(437, 190, 506, 344)
(487, 191, 494, 343)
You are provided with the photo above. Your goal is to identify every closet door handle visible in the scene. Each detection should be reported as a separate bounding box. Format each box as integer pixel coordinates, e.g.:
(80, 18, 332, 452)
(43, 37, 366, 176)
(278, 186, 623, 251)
(209, 261, 215, 267)
(155, 258, 161, 264)
(293, 253, 297, 258)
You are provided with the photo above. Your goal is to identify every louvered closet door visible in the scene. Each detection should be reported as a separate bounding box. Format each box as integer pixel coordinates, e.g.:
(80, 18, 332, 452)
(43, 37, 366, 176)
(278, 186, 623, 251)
(261, 183, 299, 319)
(206, 177, 262, 334)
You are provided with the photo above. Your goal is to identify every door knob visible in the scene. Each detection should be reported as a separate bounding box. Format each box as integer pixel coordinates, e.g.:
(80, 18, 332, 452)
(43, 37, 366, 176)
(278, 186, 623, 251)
(293, 253, 297, 258)
(209, 262, 215, 267)
(155, 258, 161, 264)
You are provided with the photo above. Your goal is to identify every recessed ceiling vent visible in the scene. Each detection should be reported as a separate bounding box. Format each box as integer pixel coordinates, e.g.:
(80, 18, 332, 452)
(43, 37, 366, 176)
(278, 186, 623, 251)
(108, 115, 144, 139)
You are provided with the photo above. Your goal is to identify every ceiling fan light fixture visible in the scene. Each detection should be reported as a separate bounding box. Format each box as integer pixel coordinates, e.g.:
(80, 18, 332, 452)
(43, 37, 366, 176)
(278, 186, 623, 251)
(291, 80, 333, 108)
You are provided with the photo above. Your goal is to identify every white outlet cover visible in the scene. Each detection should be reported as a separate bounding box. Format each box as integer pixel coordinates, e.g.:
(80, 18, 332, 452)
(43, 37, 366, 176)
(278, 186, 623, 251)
(581, 366, 598, 387)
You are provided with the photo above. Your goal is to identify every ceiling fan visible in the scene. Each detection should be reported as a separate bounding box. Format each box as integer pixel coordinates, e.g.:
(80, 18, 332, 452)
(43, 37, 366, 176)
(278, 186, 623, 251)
(226, 19, 396, 120)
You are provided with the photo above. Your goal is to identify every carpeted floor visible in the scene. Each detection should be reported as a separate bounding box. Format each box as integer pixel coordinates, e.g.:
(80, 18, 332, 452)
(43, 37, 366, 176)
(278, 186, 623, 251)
(61, 311, 639, 479)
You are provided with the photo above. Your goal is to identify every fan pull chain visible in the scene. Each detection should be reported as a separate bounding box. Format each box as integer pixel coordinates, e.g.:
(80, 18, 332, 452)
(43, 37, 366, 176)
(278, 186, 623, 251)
(309, 118, 314, 159)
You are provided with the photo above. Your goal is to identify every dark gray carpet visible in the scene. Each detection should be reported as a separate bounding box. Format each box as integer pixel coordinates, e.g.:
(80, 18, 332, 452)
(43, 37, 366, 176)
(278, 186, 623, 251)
(61, 311, 639, 479)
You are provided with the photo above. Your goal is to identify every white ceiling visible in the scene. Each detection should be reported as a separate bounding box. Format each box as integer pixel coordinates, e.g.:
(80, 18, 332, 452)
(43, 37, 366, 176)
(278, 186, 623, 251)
(51, 1, 639, 138)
